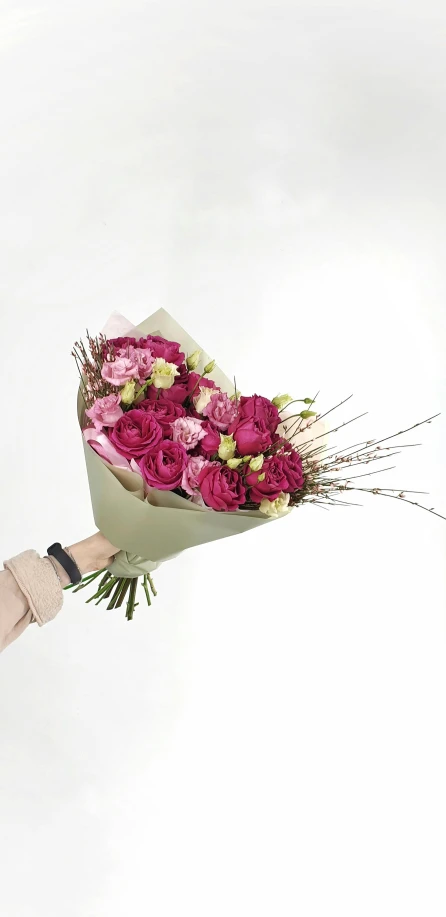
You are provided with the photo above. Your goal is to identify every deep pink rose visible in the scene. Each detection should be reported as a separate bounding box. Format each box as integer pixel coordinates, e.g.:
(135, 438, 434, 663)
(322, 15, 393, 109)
(171, 416, 206, 451)
(101, 355, 139, 386)
(229, 418, 274, 456)
(280, 446, 304, 491)
(108, 336, 137, 351)
(137, 398, 186, 436)
(109, 409, 163, 458)
(198, 421, 220, 456)
(231, 395, 280, 434)
(144, 382, 189, 405)
(139, 440, 188, 490)
(203, 392, 237, 431)
(198, 464, 246, 511)
(244, 449, 304, 502)
(186, 372, 219, 396)
(181, 454, 211, 496)
(86, 394, 123, 430)
(137, 335, 185, 366)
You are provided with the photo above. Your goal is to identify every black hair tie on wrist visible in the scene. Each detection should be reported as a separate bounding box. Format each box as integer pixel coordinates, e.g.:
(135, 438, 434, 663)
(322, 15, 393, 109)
(47, 543, 82, 585)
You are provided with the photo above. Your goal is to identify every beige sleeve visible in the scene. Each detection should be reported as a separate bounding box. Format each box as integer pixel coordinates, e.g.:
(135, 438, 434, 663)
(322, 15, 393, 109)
(0, 551, 65, 653)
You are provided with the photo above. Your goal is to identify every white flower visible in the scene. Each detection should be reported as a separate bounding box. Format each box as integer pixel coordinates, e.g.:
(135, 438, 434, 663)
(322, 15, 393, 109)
(259, 492, 290, 518)
(218, 434, 236, 461)
(194, 385, 220, 414)
(151, 357, 180, 389)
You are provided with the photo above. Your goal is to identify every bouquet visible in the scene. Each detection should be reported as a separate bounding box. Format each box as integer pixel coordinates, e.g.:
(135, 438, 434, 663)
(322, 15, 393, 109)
(71, 309, 443, 619)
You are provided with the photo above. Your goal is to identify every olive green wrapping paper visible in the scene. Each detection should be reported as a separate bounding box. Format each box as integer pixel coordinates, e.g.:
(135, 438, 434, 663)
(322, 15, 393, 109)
(78, 309, 274, 576)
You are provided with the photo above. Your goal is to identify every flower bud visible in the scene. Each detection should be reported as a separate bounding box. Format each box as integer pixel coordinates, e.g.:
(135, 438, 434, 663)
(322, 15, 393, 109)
(257, 472, 266, 482)
(299, 410, 317, 419)
(186, 350, 201, 371)
(203, 358, 216, 375)
(249, 454, 264, 472)
(242, 455, 252, 463)
(218, 434, 236, 461)
(227, 457, 243, 469)
(303, 397, 314, 405)
(230, 389, 242, 401)
(272, 394, 292, 412)
(120, 380, 136, 404)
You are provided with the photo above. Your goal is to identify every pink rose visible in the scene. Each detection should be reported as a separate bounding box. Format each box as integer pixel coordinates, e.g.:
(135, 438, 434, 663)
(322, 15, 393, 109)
(181, 454, 212, 496)
(198, 421, 220, 456)
(116, 346, 154, 382)
(139, 440, 188, 490)
(86, 394, 123, 430)
(137, 398, 186, 436)
(171, 416, 206, 451)
(198, 464, 246, 512)
(244, 448, 304, 502)
(101, 355, 139, 386)
(109, 409, 163, 458)
(202, 392, 237, 431)
(231, 394, 280, 434)
(137, 334, 185, 366)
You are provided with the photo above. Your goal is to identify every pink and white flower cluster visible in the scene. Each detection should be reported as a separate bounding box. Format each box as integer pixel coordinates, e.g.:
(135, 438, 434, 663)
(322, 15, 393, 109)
(83, 332, 304, 513)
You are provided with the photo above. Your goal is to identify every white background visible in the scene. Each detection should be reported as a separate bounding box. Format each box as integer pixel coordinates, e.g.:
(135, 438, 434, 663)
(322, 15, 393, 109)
(0, 1, 445, 915)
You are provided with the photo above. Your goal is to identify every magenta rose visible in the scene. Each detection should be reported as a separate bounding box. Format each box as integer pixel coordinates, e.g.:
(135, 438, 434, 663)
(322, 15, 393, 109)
(109, 335, 136, 347)
(280, 446, 304, 491)
(198, 464, 246, 511)
(86, 394, 123, 430)
(199, 421, 220, 456)
(144, 381, 189, 405)
(139, 440, 188, 490)
(232, 394, 280, 433)
(186, 372, 219, 396)
(229, 417, 273, 456)
(137, 334, 185, 367)
(202, 392, 237, 431)
(109, 409, 163, 458)
(137, 398, 186, 436)
(244, 449, 304, 502)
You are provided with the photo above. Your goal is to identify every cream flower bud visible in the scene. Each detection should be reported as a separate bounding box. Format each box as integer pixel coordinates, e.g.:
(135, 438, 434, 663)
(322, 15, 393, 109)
(120, 380, 136, 404)
(227, 457, 243, 469)
(260, 492, 290, 518)
(186, 349, 201, 371)
(299, 410, 317, 419)
(230, 389, 242, 401)
(272, 394, 292, 412)
(257, 472, 266, 482)
(193, 386, 219, 414)
(151, 358, 180, 389)
(249, 454, 264, 472)
(203, 358, 216, 375)
(218, 434, 236, 461)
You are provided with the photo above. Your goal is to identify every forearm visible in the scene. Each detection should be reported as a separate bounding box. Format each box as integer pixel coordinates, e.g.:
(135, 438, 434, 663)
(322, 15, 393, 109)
(1, 533, 118, 653)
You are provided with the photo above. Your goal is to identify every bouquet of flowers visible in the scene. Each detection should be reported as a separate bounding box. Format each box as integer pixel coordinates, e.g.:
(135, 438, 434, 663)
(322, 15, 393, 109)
(72, 309, 443, 619)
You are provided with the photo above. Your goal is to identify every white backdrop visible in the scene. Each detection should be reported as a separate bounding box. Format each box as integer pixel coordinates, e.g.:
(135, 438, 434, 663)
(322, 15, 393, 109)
(0, 1, 445, 915)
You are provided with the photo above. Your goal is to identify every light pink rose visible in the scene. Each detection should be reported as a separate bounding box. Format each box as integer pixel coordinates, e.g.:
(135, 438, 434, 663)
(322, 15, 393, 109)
(101, 355, 139, 386)
(171, 416, 206, 451)
(86, 394, 123, 430)
(117, 346, 154, 382)
(203, 391, 238, 431)
(181, 454, 212, 496)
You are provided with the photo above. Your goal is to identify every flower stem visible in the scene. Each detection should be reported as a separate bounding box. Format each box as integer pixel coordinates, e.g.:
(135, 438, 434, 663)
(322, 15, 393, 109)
(126, 578, 138, 620)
